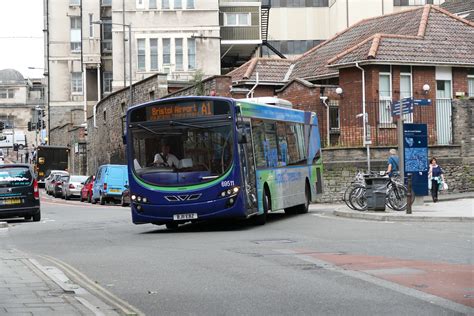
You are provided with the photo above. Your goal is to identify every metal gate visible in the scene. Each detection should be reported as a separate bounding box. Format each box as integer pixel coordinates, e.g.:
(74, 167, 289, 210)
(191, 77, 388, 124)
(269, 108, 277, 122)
(435, 99, 452, 145)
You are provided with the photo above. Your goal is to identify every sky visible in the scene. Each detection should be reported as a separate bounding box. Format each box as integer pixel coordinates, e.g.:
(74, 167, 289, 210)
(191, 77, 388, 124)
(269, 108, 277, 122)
(0, 1, 44, 79)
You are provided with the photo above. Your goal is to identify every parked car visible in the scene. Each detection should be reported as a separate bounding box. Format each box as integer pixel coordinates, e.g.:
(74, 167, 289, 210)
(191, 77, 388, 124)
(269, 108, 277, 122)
(121, 188, 130, 207)
(92, 165, 128, 205)
(53, 175, 69, 198)
(62, 175, 88, 200)
(45, 170, 69, 195)
(0, 164, 40, 221)
(80, 175, 95, 203)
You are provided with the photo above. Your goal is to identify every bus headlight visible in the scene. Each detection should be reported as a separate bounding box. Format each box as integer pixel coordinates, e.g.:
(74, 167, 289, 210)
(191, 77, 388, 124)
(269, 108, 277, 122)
(131, 195, 137, 201)
(219, 186, 240, 198)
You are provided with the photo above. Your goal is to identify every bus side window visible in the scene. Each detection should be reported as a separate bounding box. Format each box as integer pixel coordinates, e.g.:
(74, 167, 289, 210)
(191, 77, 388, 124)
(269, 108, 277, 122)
(276, 122, 288, 166)
(285, 124, 300, 165)
(250, 119, 266, 168)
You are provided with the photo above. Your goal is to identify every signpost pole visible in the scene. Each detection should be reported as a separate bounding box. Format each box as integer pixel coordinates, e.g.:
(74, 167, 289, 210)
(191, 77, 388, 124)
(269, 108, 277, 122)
(397, 103, 404, 180)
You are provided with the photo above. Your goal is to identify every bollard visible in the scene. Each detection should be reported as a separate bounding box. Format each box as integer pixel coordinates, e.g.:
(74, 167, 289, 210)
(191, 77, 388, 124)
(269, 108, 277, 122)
(406, 173, 412, 214)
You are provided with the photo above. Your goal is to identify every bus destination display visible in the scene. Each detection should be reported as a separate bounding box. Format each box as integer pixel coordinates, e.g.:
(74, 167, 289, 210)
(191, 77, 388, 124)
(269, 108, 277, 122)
(147, 101, 213, 120)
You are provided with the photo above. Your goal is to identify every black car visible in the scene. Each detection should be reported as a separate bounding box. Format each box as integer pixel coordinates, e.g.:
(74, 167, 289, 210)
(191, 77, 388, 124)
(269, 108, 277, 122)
(0, 164, 40, 221)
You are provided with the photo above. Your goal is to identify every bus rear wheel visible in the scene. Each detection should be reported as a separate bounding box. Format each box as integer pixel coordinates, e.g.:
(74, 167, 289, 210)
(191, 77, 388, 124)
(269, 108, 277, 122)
(295, 183, 310, 214)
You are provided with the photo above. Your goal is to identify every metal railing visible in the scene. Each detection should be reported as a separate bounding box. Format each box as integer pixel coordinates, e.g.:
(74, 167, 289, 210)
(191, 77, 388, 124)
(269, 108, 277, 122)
(321, 99, 453, 148)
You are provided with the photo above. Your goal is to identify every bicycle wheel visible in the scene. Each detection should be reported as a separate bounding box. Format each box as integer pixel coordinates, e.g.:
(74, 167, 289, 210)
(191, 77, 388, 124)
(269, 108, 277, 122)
(387, 184, 408, 211)
(343, 184, 357, 210)
(349, 184, 367, 212)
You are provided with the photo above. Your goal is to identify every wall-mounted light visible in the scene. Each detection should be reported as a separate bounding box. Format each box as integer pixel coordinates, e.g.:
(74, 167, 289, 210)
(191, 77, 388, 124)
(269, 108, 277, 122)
(335, 87, 343, 97)
(422, 84, 430, 95)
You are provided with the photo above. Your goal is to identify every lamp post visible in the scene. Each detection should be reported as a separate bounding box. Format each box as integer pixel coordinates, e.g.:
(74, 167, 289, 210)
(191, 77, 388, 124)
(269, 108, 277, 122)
(92, 20, 133, 106)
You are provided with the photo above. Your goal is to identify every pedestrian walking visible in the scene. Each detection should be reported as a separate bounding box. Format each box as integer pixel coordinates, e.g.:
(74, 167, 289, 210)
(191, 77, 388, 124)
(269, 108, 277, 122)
(386, 148, 399, 177)
(428, 157, 444, 203)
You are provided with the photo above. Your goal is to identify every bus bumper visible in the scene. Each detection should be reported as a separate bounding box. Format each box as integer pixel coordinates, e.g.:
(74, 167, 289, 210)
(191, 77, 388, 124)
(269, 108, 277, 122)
(131, 195, 246, 225)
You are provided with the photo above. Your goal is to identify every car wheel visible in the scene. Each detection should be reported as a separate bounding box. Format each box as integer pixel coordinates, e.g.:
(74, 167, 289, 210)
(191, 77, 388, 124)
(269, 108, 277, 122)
(121, 195, 128, 207)
(65, 194, 69, 200)
(32, 212, 41, 222)
(91, 195, 97, 204)
(18, 144, 24, 150)
(99, 194, 106, 205)
(24, 215, 32, 221)
(80, 195, 84, 202)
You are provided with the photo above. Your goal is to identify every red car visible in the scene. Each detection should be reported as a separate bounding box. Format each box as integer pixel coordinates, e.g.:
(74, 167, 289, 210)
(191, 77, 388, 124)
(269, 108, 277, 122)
(80, 175, 95, 203)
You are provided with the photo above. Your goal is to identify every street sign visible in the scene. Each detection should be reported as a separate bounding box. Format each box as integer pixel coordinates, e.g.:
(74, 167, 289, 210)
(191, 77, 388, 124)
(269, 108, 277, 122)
(413, 99, 432, 106)
(391, 98, 413, 116)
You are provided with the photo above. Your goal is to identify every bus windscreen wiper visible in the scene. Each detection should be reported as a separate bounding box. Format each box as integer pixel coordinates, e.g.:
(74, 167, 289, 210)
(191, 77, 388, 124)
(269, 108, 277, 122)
(136, 124, 180, 136)
(169, 121, 230, 129)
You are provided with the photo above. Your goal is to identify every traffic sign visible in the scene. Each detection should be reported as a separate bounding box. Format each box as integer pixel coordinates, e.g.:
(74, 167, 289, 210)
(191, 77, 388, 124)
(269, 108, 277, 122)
(391, 98, 413, 116)
(413, 99, 431, 106)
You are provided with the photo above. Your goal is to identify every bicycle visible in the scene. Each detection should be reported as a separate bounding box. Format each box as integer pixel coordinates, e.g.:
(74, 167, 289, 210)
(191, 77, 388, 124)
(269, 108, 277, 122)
(343, 172, 414, 212)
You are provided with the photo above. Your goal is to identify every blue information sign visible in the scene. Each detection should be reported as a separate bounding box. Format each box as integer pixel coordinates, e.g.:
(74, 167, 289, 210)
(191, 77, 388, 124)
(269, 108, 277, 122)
(403, 123, 428, 196)
(413, 99, 432, 106)
(391, 98, 413, 116)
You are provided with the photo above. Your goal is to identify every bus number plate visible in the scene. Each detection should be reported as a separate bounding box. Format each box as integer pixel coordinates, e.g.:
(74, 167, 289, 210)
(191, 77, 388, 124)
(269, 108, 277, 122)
(173, 213, 198, 221)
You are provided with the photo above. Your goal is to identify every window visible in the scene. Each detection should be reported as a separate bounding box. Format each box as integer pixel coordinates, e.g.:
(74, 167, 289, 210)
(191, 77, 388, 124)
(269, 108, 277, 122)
(136, 0, 145, 9)
(174, 0, 182, 9)
(70, 17, 81, 52)
(101, 0, 112, 5)
(137, 39, 146, 71)
(103, 108, 107, 124)
(468, 69, 474, 97)
(102, 20, 112, 52)
(379, 67, 392, 124)
(150, 39, 158, 71)
(187, 38, 196, 70)
(70, 0, 80, 5)
(329, 100, 340, 131)
(175, 39, 183, 71)
(162, 0, 170, 9)
(89, 14, 94, 38)
(394, 0, 437, 6)
(71, 72, 83, 94)
(163, 38, 171, 64)
(149, 0, 157, 9)
(0, 89, 14, 99)
(436, 80, 452, 99)
(186, 0, 194, 9)
(224, 13, 251, 26)
(103, 72, 113, 93)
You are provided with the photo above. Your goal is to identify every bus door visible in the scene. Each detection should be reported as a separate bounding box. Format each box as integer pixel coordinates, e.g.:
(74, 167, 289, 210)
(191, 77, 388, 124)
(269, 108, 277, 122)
(237, 119, 257, 214)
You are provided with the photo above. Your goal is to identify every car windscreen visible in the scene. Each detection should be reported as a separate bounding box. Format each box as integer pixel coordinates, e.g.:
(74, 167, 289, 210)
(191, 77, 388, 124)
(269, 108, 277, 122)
(70, 175, 88, 183)
(0, 167, 32, 188)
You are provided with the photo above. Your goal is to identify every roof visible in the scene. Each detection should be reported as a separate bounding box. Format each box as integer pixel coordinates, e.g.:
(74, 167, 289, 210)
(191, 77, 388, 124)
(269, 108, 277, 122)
(441, 0, 474, 21)
(0, 69, 25, 84)
(227, 58, 294, 83)
(290, 5, 474, 80)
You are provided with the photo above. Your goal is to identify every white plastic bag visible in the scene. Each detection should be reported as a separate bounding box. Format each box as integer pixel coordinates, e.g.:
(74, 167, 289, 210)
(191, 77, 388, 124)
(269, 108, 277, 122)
(442, 181, 448, 191)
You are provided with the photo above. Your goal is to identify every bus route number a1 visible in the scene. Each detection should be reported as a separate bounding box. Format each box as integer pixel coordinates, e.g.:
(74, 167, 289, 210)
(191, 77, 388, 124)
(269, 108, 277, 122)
(221, 180, 235, 187)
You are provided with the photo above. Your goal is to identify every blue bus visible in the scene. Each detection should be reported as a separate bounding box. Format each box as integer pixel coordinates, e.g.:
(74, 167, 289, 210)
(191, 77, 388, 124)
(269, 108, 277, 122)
(126, 96, 323, 228)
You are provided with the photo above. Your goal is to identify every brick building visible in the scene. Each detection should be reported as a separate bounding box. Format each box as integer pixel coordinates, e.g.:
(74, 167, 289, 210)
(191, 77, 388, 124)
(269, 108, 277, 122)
(226, 5, 474, 148)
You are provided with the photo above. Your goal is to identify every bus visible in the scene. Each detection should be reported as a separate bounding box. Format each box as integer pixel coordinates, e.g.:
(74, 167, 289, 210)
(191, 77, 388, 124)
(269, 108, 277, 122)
(126, 96, 323, 228)
(34, 145, 69, 186)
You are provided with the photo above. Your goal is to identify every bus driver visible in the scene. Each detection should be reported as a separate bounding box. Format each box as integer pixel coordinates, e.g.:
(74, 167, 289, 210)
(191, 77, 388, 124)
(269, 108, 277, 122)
(154, 144, 179, 168)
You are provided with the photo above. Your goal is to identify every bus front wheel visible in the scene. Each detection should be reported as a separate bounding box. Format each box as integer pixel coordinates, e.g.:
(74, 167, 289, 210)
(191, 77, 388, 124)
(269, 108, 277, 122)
(254, 190, 270, 225)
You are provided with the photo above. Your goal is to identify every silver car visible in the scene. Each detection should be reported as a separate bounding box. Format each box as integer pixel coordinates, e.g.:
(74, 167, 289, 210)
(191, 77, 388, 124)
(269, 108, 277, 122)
(62, 175, 88, 200)
(45, 170, 69, 195)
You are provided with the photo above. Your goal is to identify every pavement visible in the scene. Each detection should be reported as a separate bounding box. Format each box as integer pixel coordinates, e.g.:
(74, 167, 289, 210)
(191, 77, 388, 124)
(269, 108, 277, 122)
(0, 188, 471, 315)
(311, 191, 474, 222)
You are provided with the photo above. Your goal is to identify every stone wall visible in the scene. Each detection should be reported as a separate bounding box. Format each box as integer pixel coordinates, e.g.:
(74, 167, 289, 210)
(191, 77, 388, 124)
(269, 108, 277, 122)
(49, 123, 86, 175)
(86, 73, 168, 175)
(165, 76, 232, 98)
